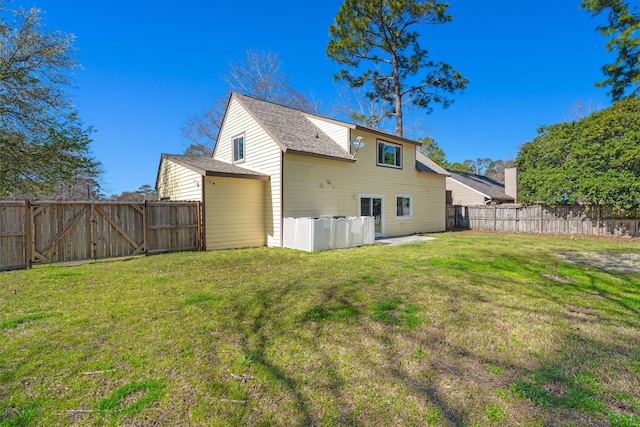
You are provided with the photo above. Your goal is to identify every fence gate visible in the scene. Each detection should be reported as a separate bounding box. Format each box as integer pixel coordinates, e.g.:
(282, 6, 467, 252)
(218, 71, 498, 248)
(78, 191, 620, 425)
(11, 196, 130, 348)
(0, 200, 201, 270)
(0, 201, 29, 271)
(30, 202, 146, 264)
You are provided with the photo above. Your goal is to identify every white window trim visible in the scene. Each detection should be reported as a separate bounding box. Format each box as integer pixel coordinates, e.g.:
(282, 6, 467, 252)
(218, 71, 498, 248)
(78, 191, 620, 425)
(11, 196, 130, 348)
(357, 193, 384, 237)
(376, 140, 402, 169)
(232, 133, 245, 164)
(395, 194, 413, 219)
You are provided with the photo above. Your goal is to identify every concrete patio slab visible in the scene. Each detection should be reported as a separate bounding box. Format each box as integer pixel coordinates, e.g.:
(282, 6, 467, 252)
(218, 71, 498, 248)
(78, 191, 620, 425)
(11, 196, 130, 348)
(375, 235, 436, 246)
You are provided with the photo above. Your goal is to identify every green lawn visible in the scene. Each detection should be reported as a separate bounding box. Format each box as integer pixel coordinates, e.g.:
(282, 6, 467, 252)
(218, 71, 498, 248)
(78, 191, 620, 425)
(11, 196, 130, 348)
(1, 232, 639, 426)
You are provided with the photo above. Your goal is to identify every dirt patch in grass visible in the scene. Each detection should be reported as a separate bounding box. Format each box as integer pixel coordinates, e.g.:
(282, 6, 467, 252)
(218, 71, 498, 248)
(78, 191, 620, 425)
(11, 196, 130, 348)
(559, 251, 640, 273)
(540, 273, 580, 284)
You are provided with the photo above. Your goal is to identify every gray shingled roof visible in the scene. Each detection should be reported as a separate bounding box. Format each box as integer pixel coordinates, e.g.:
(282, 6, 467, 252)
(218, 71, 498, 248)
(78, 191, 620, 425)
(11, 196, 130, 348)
(416, 151, 451, 176)
(233, 93, 356, 161)
(161, 154, 269, 180)
(447, 170, 513, 201)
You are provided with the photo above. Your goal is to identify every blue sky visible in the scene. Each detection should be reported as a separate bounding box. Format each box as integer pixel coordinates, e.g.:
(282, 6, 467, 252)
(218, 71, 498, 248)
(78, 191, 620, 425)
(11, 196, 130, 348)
(17, 0, 612, 195)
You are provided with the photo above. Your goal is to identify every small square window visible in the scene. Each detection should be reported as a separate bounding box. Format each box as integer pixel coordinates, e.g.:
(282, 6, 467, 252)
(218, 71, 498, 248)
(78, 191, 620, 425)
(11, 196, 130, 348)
(377, 141, 402, 168)
(396, 195, 412, 218)
(233, 135, 244, 163)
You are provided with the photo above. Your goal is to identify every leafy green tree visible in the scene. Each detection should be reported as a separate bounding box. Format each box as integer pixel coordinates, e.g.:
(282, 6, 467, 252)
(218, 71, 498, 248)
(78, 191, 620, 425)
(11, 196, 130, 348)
(327, 0, 468, 137)
(581, 0, 640, 100)
(516, 96, 640, 209)
(417, 137, 450, 167)
(448, 161, 473, 173)
(0, 3, 99, 198)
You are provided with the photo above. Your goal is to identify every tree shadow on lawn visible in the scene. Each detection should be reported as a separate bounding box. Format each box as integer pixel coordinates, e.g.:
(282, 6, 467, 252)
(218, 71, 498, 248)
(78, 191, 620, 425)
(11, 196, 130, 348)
(202, 244, 639, 426)
(485, 251, 640, 327)
(408, 250, 640, 424)
(217, 276, 468, 425)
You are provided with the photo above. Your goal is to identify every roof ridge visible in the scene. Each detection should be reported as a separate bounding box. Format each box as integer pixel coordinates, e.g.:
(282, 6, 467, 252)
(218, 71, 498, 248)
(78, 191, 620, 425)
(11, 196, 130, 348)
(232, 92, 419, 145)
(233, 92, 316, 115)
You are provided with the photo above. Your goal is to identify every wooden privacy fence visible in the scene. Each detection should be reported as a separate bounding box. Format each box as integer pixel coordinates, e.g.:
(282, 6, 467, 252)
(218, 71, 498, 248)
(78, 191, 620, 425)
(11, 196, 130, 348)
(0, 201, 29, 271)
(447, 204, 640, 237)
(446, 205, 469, 230)
(0, 200, 202, 271)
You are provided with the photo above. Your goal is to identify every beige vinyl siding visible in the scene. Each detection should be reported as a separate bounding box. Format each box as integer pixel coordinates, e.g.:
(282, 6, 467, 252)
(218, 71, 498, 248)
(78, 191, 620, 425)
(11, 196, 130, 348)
(283, 130, 446, 236)
(156, 159, 202, 201)
(446, 178, 487, 206)
(305, 116, 351, 152)
(204, 176, 266, 250)
(214, 98, 282, 247)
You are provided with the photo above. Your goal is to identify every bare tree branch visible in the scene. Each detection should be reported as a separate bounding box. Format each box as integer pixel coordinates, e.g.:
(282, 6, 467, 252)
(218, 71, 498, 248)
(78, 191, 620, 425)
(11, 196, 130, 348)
(181, 49, 319, 156)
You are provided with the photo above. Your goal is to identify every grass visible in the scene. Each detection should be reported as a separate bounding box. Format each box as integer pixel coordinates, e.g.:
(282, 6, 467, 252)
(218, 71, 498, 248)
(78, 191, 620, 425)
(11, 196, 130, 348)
(0, 231, 639, 426)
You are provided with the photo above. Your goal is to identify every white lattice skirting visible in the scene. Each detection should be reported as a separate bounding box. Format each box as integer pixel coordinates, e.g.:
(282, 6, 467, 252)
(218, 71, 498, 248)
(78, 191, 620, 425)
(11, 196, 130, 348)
(283, 217, 375, 252)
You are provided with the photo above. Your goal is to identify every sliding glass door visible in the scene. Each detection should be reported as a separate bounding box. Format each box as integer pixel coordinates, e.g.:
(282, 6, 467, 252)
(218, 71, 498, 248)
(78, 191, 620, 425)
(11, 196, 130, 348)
(359, 195, 383, 237)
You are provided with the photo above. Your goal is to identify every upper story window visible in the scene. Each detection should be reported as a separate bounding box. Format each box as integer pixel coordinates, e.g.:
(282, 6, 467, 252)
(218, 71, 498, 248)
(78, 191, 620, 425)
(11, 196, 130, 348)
(233, 134, 244, 163)
(377, 140, 402, 168)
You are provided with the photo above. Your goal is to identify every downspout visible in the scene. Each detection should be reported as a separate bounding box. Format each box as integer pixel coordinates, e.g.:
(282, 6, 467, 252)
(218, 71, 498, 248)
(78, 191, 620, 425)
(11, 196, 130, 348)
(201, 176, 206, 250)
(280, 151, 284, 248)
(485, 197, 493, 206)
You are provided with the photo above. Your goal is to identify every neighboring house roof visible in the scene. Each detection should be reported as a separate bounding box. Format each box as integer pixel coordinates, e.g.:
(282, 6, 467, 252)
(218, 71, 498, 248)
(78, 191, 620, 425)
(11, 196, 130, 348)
(232, 93, 356, 162)
(446, 170, 513, 201)
(416, 151, 451, 176)
(160, 154, 270, 181)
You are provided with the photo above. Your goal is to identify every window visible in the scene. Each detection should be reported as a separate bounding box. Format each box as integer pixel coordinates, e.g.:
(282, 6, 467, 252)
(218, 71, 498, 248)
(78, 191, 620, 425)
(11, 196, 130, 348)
(396, 195, 412, 218)
(233, 135, 244, 163)
(377, 140, 402, 168)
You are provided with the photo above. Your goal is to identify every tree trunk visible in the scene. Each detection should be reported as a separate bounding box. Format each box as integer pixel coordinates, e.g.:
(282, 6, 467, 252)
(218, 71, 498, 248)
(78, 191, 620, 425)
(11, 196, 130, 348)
(392, 53, 403, 137)
(395, 89, 403, 137)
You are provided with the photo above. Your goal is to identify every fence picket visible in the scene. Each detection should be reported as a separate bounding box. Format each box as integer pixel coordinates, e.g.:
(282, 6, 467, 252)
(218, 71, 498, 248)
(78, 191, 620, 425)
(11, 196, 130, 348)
(447, 204, 640, 238)
(0, 200, 202, 271)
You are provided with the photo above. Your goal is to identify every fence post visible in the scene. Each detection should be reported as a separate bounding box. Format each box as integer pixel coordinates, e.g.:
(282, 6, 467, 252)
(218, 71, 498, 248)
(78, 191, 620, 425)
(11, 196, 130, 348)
(196, 201, 203, 250)
(539, 205, 543, 233)
(90, 203, 97, 259)
(30, 202, 37, 266)
(144, 200, 149, 255)
(464, 206, 468, 229)
(493, 205, 497, 231)
(24, 200, 33, 269)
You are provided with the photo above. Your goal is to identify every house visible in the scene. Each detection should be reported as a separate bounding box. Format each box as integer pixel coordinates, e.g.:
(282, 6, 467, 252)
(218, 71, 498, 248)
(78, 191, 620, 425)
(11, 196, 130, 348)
(156, 93, 450, 250)
(446, 169, 516, 206)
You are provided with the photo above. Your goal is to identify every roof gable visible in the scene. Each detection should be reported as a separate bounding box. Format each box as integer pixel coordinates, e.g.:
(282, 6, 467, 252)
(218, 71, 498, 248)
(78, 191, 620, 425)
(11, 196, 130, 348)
(416, 151, 450, 176)
(159, 154, 270, 181)
(447, 170, 513, 201)
(232, 93, 355, 162)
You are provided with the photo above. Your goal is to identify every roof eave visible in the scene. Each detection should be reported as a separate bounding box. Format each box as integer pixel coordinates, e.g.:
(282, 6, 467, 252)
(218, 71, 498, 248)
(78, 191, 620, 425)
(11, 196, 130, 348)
(285, 149, 356, 163)
(448, 176, 511, 200)
(354, 125, 422, 146)
(204, 171, 270, 181)
(301, 113, 422, 147)
(416, 166, 450, 177)
(161, 154, 270, 181)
